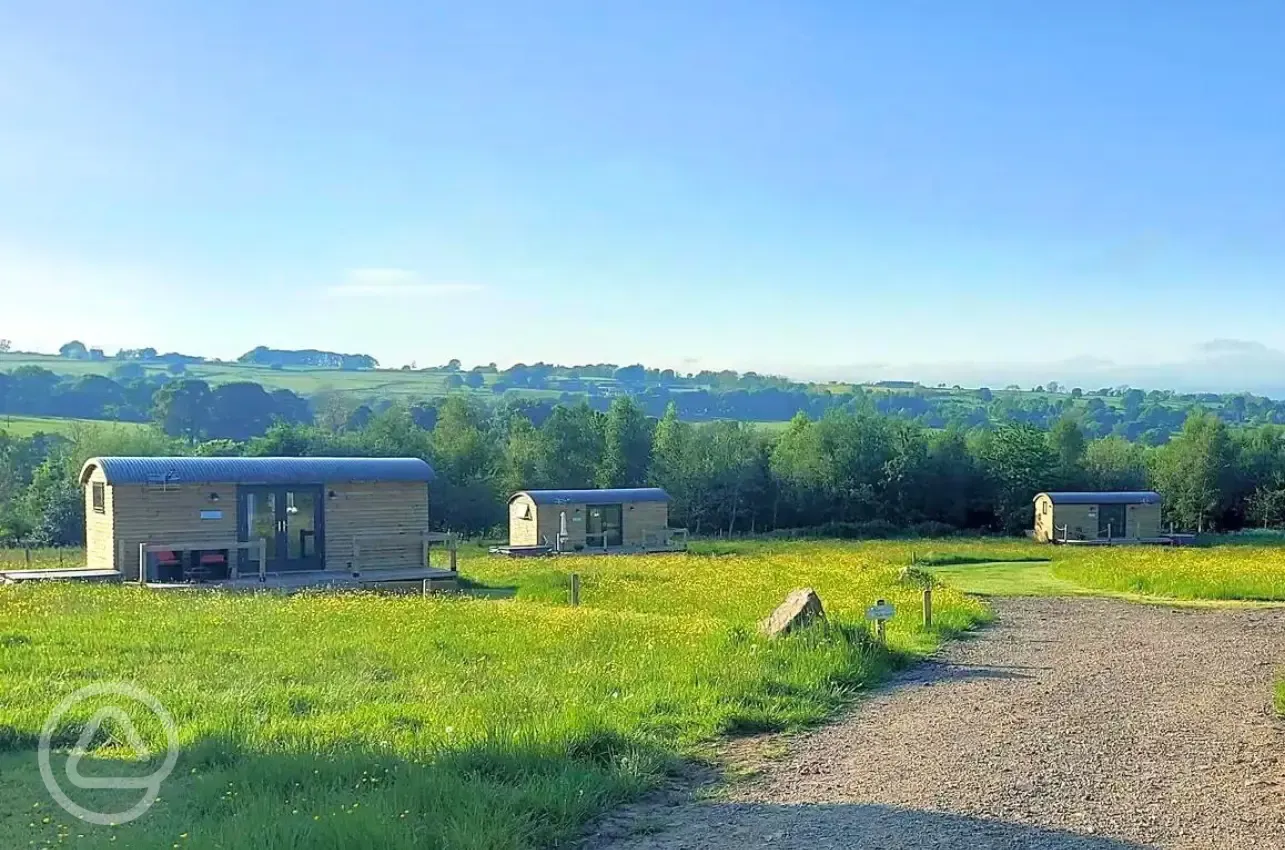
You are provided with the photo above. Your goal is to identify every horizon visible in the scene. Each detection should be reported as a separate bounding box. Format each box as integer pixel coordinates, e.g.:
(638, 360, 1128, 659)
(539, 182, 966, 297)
(4, 338, 1285, 401)
(4, 3, 1285, 394)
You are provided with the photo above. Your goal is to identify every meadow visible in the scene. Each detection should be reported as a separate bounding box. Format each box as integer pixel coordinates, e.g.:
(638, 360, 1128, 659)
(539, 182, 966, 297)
(1049, 545, 1285, 601)
(0, 353, 541, 397)
(0, 540, 990, 850)
(0, 547, 84, 571)
(0, 416, 149, 439)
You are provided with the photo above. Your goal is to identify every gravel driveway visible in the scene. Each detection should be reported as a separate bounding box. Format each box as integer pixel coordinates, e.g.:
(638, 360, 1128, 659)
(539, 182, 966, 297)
(590, 598, 1285, 849)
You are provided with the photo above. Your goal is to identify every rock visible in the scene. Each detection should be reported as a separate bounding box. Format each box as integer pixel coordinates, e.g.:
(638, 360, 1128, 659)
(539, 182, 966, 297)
(760, 588, 825, 638)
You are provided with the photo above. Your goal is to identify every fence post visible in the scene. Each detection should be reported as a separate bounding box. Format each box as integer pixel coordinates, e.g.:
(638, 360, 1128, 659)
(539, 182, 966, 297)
(138, 543, 148, 585)
(922, 587, 933, 628)
(24, 547, 30, 566)
(875, 598, 887, 645)
(570, 573, 581, 607)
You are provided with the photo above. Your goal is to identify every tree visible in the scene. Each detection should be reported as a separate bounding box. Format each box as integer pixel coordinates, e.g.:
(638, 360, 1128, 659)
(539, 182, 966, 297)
(1150, 411, 1234, 532)
(205, 382, 277, 440)
(151, 379, 212, 441)
(111, 362, 146, 381)
(1246, 482, 1285, 529)
(597, 396, 651, 488)
(978, 423, 1058, 533)
(649, 403, 693, 520)
(167, 362, 187, 376)
(1047, 417, 1086, 488)
(445, 373, 464, 390)
(59, 340, 89, 359)
(463, 370, 485, 389)
(1084, 437, 1148, 491)
(536, 403, 603, 489)
(0, 339, 10, 353)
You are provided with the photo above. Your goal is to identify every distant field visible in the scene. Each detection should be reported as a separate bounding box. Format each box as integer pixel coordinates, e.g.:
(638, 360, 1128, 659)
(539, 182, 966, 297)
(0, 415, 149, 438)
(0, 353, 487, 396)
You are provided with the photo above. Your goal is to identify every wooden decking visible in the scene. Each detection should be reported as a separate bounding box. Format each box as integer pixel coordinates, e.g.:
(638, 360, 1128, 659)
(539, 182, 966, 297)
(148, 566, 459, 592)
(0, 567, 124, 585)
(1, 565, 457, 592)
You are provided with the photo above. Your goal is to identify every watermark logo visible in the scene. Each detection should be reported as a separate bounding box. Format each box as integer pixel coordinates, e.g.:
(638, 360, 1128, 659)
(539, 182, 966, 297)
(38, 683, 179, 826)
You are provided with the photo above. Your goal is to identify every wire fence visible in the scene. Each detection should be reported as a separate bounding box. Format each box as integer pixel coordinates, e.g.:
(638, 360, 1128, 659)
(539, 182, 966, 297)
(0, 547, 85, 571)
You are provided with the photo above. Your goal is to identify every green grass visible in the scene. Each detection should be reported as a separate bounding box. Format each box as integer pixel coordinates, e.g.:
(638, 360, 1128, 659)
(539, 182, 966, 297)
(0, 540, 990, 849)
(1049, 546, 1285, 601)
(0, 353, 599, 399)
(927, 561, 1086, 596)
(0, 548, 84, 571)
(0, 415, 149, 438)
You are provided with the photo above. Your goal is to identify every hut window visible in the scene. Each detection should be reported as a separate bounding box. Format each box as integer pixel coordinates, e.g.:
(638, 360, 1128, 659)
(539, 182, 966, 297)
(91, 482, 106, 514)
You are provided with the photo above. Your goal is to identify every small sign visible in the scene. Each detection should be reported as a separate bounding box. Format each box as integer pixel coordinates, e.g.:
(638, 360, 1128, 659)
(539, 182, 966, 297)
(866, 602, 895, 621)
(200, 510, 223, 520)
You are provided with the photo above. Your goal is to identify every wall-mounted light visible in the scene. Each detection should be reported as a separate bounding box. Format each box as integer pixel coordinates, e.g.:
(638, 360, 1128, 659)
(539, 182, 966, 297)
(208, 492, 220, 502)
(328, 490, 337, 499)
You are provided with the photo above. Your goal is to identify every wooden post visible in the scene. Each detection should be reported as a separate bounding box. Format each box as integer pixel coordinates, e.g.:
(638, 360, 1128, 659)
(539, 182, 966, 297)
(24, 547, 30, 566)
(570, 573, 581, 607)
(922, 587, 933, 628)
(258, 538, 267, 582)
(422, 533, 430, 570)
(352, 539, 360, 576)
(449, 539, 457, 573)
(875, 598, 887, 645)
(139, 543, 149, 585)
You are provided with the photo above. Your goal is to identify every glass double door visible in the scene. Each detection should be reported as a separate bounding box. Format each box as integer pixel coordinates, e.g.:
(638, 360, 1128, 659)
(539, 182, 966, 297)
(240, 485, 323, 572)
(586, 504, 623, 547)
(1098, 503, 1127, 538)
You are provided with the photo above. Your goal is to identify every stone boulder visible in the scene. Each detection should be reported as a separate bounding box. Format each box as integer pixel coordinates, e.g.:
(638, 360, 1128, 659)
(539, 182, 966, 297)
(760, 588, 825, 638)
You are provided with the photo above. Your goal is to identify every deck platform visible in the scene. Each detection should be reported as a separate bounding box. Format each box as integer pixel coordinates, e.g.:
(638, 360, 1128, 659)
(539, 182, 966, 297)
(147, 566, 459, 592)
(0, 568, 124, 585)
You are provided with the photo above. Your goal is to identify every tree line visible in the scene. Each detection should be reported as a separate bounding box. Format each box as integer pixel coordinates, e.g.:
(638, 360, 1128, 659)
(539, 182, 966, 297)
(3, 396, 1283, 548)
(8, 360, 1285, 446)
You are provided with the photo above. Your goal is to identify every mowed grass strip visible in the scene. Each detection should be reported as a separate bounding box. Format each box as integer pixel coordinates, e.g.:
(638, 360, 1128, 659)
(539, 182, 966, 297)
(1049, 546, 1285, 601)
(0, 541, 989, 850)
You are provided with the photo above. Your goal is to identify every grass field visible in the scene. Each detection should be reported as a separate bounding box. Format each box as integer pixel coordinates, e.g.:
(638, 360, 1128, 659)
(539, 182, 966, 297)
(0, 547, 84, 571)
(0, 415, 150, 438)
(1049, 547, 1285, 601)
(0, 540, 990, 850)
(0, 353, 569, 398)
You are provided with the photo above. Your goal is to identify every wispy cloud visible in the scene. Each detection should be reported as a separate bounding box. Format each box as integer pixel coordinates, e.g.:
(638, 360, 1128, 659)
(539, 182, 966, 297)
(326, 268, 484, 298)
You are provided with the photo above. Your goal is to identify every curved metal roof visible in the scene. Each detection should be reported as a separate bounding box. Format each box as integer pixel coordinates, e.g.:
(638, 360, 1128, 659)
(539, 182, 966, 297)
(1036, 491, 1161, 505)
(81, 456, 435, 486)
(511, 487, 670, 506)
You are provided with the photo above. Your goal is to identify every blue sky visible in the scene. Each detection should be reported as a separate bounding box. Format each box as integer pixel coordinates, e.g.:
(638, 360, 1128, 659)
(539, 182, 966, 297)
(3, 1, 1285, 387)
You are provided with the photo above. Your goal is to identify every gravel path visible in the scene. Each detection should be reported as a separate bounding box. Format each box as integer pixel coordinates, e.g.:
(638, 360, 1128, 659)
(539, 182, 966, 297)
(591, 598, 1285, 849)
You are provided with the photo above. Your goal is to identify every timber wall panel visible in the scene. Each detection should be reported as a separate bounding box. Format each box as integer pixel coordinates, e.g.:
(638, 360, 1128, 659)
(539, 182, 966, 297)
(508, 495, 539, 547)
(324, 481, 429, 571)
(624, 501, 669, 545)
(84, 466, 115, 570)
(110, 481, 240, 580)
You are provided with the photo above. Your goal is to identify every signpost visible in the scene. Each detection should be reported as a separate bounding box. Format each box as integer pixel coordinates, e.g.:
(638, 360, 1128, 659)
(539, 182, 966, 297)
(866, 598, 895, 644)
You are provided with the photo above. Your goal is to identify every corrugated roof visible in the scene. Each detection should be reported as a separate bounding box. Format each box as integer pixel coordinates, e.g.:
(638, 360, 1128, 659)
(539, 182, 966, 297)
(512, 488, 670, 506)
(81, 456, 435, 486)
(1036, 491, 1162, 505)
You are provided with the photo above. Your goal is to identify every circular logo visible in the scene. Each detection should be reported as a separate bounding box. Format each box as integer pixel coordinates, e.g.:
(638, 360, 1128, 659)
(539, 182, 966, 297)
(38, 682, 179, 826)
